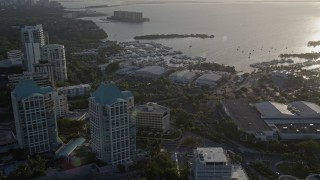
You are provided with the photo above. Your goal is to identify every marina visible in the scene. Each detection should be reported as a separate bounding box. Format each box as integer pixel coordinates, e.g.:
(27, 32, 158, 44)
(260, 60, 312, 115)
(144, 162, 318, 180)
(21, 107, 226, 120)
(109, 41, 207, 67)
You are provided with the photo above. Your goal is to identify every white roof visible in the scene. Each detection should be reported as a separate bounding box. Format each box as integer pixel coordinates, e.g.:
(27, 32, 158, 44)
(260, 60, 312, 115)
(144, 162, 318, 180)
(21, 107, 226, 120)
(169, 70, 196, 81)
(289, 101, 320, 116)
(195, 147, 228, 163)
(255, 102, 294, 117)
(136, 65, 167, 76)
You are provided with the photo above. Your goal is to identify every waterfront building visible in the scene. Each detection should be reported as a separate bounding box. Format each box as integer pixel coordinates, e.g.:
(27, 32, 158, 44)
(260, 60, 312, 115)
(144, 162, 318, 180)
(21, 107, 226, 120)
(21, 24, 45, 72)
(169, 70, 196, 84)
(8, 71, 52, 90)
(195, 72, 222, 88)
(133, 65, 168, 79)
(41, 44, 68, 82)
(11, 79, 59, 154)
(57, 84, 91, 98)
(134, 102, 170, 132)
(89, 83, 136, 165)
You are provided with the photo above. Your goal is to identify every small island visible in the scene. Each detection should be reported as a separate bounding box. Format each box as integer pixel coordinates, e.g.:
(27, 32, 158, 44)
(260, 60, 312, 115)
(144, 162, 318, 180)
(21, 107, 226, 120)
(85, 5, 109, 8)
(134, 34, 215, 40)
(280, 52, 320, 60)
(107, 11, 149, 23)
(308, 40, 320, 47)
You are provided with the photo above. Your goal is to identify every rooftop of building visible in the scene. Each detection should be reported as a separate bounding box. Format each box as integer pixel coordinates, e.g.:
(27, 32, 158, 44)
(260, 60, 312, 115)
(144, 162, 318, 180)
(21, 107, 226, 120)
(21, 24, 43, 30)
(136, 65, 167, 76)
(8, 71, 48, 79)
(42, 44, 64, 48)
(290, 101, 320, 116)
(55, 137, 86, 157)
(58, 84, 91, 90)
(274, 123, 320, 134)
(255, 101, 320, 118)
(194, 147, 228, 163)
(134, 102, 169, 113)
(231, 165, 249, 180)
(196, 72, 222, 82)
(91, 82, 132, 105)
(222, 99, 272, 133)
(255, 101, 294, 117)
(169, 70, 196, 81)
(12, 79, 52, 100)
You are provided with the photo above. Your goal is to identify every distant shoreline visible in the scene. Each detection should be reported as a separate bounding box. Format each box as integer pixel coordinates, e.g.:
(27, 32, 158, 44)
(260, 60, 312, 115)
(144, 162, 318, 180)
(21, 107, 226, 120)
(134, 34, 215, 40)
(85, 5, 110, 8)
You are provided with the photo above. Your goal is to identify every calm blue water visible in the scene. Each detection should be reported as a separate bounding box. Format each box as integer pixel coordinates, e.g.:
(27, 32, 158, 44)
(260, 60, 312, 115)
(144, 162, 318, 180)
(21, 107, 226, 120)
(61, 0, 320, 72)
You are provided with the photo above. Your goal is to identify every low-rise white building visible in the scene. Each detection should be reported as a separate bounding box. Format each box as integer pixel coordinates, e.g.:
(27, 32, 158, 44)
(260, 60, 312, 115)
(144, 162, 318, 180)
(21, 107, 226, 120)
(169, 70, 196, 84)
(58, 84, 91, 98)
(134, 102, 170, 132)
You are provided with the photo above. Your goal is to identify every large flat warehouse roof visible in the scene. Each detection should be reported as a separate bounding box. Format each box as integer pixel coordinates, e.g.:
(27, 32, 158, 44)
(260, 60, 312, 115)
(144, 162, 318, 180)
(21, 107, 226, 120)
(222, 99, 272, 133)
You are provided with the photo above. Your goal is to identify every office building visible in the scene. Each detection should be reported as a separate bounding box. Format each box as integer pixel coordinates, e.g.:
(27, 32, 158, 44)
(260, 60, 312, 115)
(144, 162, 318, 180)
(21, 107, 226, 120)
(41, 44, 67, 82)
(11, 79, 58, 154)
(21, 24, 45, 72)
(89, 83, 136, 165)
(193, 147, 232, 180)
(134, 102, 170, 132)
